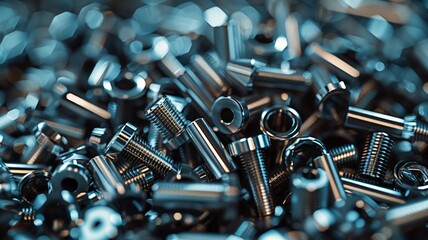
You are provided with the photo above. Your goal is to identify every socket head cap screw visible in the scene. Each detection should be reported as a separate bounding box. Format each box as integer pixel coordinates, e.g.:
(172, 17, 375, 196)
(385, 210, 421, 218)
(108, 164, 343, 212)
(228, 134, 271, 156)
(104, 123, 137, 158)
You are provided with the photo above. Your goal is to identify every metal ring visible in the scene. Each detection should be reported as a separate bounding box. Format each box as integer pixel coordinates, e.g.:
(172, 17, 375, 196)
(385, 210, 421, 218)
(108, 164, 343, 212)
(260, 105, 301, 141)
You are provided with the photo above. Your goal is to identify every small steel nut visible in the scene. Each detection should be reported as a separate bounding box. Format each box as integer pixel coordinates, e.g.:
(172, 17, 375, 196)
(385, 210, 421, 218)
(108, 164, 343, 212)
(51, 154, 91, 196)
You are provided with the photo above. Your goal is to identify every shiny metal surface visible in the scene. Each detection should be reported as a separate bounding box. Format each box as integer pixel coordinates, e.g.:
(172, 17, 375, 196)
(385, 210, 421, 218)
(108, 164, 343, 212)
(186, 118, 236, 179)
(314, 153, 347, 203)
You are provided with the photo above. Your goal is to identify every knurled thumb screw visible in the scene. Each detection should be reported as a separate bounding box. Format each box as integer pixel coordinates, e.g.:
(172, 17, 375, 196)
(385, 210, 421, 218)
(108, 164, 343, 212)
(229, 134, 274, 217)
(104, 122, 179, 178)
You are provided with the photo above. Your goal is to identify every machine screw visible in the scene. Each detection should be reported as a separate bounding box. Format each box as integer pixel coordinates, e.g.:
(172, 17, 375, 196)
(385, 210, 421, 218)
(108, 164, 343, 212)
(345, 106, 428, 143)
(146, 96, 189, 149)
(328, 144, 359, 168)
(269, 165, 292, 195)
(359, 132, 394, 182)
(104, 122, 179, 178)
(123, 164, 155, 191)
(229, 134, 274, 217)
(22, 122, 66, 165)
(291, 167, 329, 226)
(147, 96, 236, 180)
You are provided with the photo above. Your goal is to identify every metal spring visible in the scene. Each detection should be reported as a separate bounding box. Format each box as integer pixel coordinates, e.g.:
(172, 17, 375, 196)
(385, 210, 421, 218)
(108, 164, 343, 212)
(359, 132, 394, 182)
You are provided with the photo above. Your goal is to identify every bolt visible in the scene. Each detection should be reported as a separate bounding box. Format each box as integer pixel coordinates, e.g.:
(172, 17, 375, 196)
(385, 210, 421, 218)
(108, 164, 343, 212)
(22, 122, 66, 165)
(122, 164, 155, 191)
(328, 144, 359, 168)
(212, 94, 273, 135)
(229, 134, 274, 217)
(345, 106, 428, 143)
(3, 162, 47, 182)
(339, 169, 378, 184)
(359, 132, 394, 182)
(251, 67, 312, 92)
(194, 163, 216, 182)
(269, 165, 292, 195)
(146, 96, 189, 149)
(209, 18, 243, 62)
(147, 96, 236, 180)
(104, 122, 179, 178)
(291, 167, 329, 226)
(384, 197, 428, 231)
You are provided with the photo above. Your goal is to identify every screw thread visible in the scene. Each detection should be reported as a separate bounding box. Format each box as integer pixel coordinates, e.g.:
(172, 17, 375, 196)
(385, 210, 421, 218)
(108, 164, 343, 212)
(269, 166, 291, 194)
(120, 135, 178, 178)
(147, 123, 162, 148)
(20, 207, 35, 221)
(359, 132, 394, 181)
(194, 163, 215, 182)
(339, 169, 378, 184)
(114, 158, 132, 175)
(146, 96, 188, 141)
(123, 164, 155, 191)
(239, 149, 273, 217)
(414, 121, 428, 142)
(329, 144, 358, 167)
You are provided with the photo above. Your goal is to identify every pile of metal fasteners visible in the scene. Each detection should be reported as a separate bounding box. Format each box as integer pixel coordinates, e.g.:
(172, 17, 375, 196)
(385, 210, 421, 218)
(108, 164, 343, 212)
(1, 0, 428, 239)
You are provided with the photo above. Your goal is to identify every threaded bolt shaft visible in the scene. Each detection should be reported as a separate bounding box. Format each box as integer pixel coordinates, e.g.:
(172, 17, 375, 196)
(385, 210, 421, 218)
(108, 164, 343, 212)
(329, 144, 358, 168)
(105, 123, 179, 178)
(123, 164, 154, 191)
(229, 134, 273, 217)
(194, 163, 216, 182)
(146, 96, 188, 142)
(414, 121, 428, 142)
(339, 169, 378, 184)
(359, 132, 394, 182)
(20, 207, 35, 221)
(269, 166, 291, 194)
(114, 158, 133, 175)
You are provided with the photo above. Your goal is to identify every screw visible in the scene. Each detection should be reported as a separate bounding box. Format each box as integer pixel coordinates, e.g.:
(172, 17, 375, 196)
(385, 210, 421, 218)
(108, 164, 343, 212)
(345, 106, 428, 143)
(146, 96, 189, 150)
(359, 132, 394, 182)
(328, 144, 359, 168)
(291, 167, 329, 226)
(22, 122, 66, 165)
(229, 134, 274, 217)
(212, 94, 273, 135)
(147, 96, 236, 180)
(314, 152, 347, 203)
(269, 165, 292, 195)
(194, 163, 216, 182)
(123, 164, 155, 191)
(104, 122, 179, 178)
(3, 162, 47, 182)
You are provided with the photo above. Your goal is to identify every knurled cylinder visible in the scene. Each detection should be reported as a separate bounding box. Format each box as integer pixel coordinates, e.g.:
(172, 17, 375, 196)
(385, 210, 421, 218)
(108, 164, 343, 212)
(239, 148, 274, 217)
(146, 96, 188, 141)
(123, 164, 154, 191)
(359, 132, 394, 182)
(119, 135, 178, 178)
(329, 144, 358, 168)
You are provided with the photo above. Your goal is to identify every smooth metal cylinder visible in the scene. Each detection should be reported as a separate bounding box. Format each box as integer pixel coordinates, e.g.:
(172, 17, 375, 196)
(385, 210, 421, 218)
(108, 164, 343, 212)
(314, 153, 347, 203)
(89, 155, 128, 199)
(341, 177, 405, 205)
(251, 67, 312, 92)
(4, 163, 47, 181)
(190, 54, 230, 98)
(291, 168, 329, 223)
(186, 118, 236, 179)
(385, 198, 428, 229)
(213, 19, 242, 62)
(152, 182, 239, 210)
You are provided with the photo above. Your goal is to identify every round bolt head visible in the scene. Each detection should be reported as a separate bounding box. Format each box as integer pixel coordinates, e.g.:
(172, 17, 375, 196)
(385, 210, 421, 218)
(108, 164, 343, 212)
(104, 123, 137, 158)
(228, 134, 271, 156)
